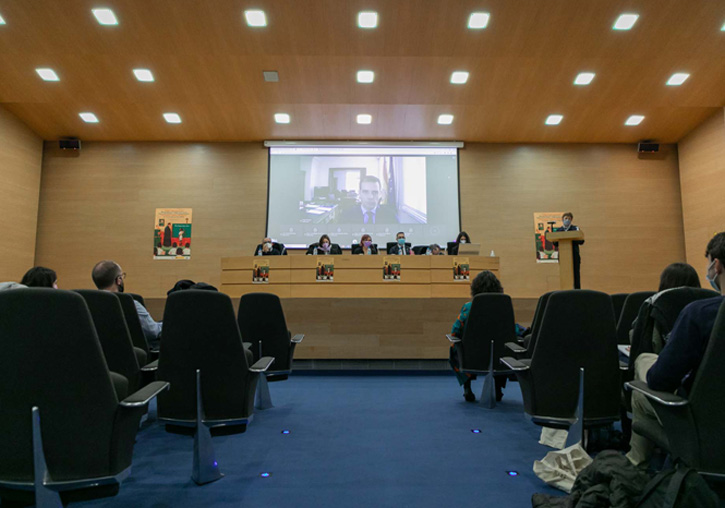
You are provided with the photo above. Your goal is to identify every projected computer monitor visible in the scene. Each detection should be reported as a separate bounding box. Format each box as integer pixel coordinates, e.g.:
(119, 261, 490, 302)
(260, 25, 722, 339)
(266, 143, 461, 249)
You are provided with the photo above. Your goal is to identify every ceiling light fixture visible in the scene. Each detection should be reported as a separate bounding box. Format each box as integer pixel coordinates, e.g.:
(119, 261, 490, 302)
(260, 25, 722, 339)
(613, 14, 638, 30)
(545, 114, 563, 125)
(79, 112, 99, 123)
(574, 72, 596, 85)
(274, 113, 290, 124)
(163, 113, 182, 124)
(450, 71, 469, 84)
(356, 114, 372, 124)
(357, 70, 375, 83)
(133, 69, 154, 82)
(244, 10, 267, 27)
(36, 68, 60, 81)
(437, 114, 454, 125)
(92, 8, 118, 25)
(666, 73, 690, 86)
(625, 115, 644, 126)
(358, 11, 378, 29)
(467, 12, 490, 29)
(0, 14, 6, 25)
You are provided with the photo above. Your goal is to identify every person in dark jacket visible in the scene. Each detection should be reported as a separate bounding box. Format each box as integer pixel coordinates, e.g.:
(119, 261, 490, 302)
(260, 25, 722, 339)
(555, 212, 584, 289)
(306, 234, 342, 255)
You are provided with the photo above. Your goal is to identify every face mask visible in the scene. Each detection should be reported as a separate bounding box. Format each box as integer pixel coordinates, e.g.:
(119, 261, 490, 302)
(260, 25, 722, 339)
(563, 219, 571, 228)
(460, 239, 466, 244)
(706, 259, 721, 292)
(363, 241, 372, 248)
(264, 242, 273, 250)
(117, 280, 125, 293)
(321, 242, 330, 250)
(397, 238, 406, 245)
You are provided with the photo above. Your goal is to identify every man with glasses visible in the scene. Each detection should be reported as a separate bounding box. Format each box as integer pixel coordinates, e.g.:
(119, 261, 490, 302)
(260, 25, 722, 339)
(92, 260, 162, 345)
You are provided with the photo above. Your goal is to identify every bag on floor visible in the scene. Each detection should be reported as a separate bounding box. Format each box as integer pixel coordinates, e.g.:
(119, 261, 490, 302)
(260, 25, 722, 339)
(636, 462, 719, 508)
(533, 442, 592, 493)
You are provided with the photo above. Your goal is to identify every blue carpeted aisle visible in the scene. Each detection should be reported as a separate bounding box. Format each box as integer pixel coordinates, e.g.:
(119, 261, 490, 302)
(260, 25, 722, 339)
(75, 373, 562, 507)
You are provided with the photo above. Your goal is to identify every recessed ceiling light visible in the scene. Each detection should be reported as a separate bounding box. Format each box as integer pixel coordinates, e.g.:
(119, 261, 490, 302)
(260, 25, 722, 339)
(79, 112, 99, 123)
(36, 68, 59, 81)
(666, 73, 690, 86)
(263, 71, 279, 82)
(467, 12, 490, 29)
(721, 21, 725, 31)
(356, 114, 372, 124)
(450, 71, 469, 84)
(613, 14, 638, 30)
(625, 115, 644, 126)
(574, 72, 596, 85)
(92, 8, 118, 25)
(438, 114, 454, 125)
(244, 10, 267, 27)
(357, 70, 375, 83)
(133, 69, 154, 82)
(274, 113, 290, 124)
(0, 14, 6, 25)
(545, 114, 563, 125)
(358, 11, 378, 29)
(163, 113, 182, 124)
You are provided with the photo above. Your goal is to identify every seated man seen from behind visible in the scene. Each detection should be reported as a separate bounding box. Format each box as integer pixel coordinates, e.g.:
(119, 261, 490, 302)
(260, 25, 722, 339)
(626, 232, 725, 467)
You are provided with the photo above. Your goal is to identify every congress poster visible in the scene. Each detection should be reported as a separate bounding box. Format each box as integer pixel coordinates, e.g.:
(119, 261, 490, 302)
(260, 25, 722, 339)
(533, 212, 563, 263)
(154, 208, 192, 260)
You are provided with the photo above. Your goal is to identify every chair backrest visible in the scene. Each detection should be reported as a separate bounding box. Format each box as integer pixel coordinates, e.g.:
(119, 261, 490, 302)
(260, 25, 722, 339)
(412, 245, 428, 255)
(530, 290, 620, 420)
(158, 290, 252, 421)
(115, 293, 149, 354)
(460, 293, 517, 372)
(446, 241, 457, 255)
(616, 291, 655, 344)
(610, 293, 629, 323)
(128, 292, 146, 308)
(525, 291, 554, 356)
(687, 298, 725, 472)
(0, 289, 118, 482)
(74, 290, 141, 391)
(238, 292, 291, 371)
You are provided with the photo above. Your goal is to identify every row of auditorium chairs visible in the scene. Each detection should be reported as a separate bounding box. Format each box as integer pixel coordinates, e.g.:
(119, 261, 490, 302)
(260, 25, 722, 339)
(0, 288, 303, 504)
(449, 288, 725, 478)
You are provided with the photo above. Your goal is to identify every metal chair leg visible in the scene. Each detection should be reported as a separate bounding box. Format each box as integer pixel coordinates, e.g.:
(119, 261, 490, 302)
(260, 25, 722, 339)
(192, 370, 223, 485)
(31, 407, 63, 508)
(565, 367, 585, 448)
(479, 340, 496, 409)
(255, 373, 274, 410)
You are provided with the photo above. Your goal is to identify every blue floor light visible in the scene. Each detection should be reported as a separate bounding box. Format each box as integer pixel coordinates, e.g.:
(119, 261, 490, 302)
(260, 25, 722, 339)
(506, 471, 519, 477)
(281, 430, 290, 434)
(260, 472, 272, 478)
(470, 429, 481, 434)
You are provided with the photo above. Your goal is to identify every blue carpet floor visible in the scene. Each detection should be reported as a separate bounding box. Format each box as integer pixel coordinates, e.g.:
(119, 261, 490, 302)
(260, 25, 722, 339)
(75, 373, 563, 508)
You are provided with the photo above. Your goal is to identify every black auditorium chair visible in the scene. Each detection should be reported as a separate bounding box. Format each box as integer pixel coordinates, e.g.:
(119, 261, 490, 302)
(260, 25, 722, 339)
(238, 293, 304, 383)
(446, 293, 517, 407)
(508, 291, 554, 358)
(626, 299, 725, 477)
(116, 292, 157, 358)
(610, 293, 629, 324)
(157, 290, 273, 430)
(616, 291, 655, 345)
(502, 290, 621, 437)
(128, 292, 146, 308)
(412, 245, 428, 255)
(0, 289, 168, 504)
(75, 290, 156, 392)
(446, 241, 457, 255)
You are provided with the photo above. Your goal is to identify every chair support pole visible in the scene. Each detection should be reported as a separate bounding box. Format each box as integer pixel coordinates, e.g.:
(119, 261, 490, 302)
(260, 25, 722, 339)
(31, 407, 63, 508)
(255, 373, 274, 410)
(480, 340, 496, 409)
(192, 369, 224, 485)
(565, 367, 585, 448)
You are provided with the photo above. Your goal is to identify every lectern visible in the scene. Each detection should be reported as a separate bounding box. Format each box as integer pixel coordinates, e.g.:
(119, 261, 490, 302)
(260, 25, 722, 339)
(546, 230, 585, 289)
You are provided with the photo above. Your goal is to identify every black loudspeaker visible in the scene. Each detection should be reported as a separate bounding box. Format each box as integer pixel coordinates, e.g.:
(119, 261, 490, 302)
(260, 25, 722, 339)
(59, 139, 81, 150)
(638, 142, 659, 153)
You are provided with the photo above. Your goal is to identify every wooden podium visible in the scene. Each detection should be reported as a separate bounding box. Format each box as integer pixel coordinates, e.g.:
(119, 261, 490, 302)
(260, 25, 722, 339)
(546, 230, 585, 289)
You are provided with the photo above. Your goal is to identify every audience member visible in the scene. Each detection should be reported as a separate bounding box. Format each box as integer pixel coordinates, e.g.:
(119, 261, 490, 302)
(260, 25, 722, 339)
(657, 262, 701, 291)
(92, 260, 162, 345)
(626, 233, 725, 467)
(352, 234, 378, 255)
(389, 231, 413, 255)
(449, 270, 507, 402)
(20, 266, 58, 288)
(449, 231, 471, 255)
(306, 234, 342, 255)
(0, 282, 27, 291)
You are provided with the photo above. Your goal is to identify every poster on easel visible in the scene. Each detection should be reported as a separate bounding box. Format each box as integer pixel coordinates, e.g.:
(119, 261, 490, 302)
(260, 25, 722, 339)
(453, 257, 470, 281)
(316, 258, 334, 281)
(383, 256, 401, 281)
(253, 259, 270, 283)
(154, 208, 192, 260)
(533, 212, 564, 263)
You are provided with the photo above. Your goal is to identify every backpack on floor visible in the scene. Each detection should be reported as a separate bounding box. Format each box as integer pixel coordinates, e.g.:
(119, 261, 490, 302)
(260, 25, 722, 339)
(636, 462, 719, 508)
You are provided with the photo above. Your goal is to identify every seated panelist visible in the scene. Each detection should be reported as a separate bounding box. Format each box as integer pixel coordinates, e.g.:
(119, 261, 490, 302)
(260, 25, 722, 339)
(254, 237, 284, 256)
(448, 231, 472, 256)
(352, 234, 378, 255)
(388, 232, 414, 255)
(427, 244, 445, 255)
(306, 234, 342, 255)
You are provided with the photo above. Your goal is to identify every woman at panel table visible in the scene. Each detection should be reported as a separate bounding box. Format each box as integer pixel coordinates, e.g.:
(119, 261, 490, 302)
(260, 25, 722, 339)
(352, 234, 378, 255)
(306, 234, 342, 255)
(448, 231, 472, 256)
(449, 270, 509, 403)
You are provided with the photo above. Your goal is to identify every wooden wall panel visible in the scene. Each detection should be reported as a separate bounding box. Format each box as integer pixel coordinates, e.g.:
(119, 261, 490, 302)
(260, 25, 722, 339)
(0, 105, 42, 282)
(36, 140, 685, 297)
(677, 108, 725, 279)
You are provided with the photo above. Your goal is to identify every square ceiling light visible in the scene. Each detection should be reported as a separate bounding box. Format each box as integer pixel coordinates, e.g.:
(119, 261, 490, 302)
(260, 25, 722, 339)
(545, 114, 563, 125)
(36, 68, 59, 81)
(244, 10, 267, 27)
(450, 71, 469, 84)
(574, 72, 595, 85)
(613, 14, 638, 30)
(163, 113, 182, 124)
(274, 113, 290, 124)
(467, 12, 490, 29)
(625, 115, 644, 126)
(356, 114, 372, 124)
(133, 69, 154, 82)
(79, 112, 99, 123)
(358, 11, 378, 29)
(666, 73, 689, 86)
(357, 70, 375, 83)
(437, 114, 454, 125)
(92, 8, 118, 25)
(0, 14, 6, 24)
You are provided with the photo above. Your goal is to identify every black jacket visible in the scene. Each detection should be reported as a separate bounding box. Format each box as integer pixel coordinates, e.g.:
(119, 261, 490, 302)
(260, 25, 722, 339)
(306, 243, 343, 255)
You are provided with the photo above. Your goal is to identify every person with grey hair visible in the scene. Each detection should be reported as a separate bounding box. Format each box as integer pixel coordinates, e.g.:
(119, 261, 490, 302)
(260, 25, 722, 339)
(427, 244, 444, 255)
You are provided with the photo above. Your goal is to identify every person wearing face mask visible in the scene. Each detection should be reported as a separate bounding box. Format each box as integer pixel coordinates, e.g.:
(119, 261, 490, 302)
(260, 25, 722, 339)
(352, 234, 378, 255)
(448, 231, 471, 255)
(389, 232, 413, 255)
(625, 232, 725, 468)
(254, 237, 282, 256)
(555, 212, 584, 289)
(306, 234, 342, 255)
(91, 260, 162, 345)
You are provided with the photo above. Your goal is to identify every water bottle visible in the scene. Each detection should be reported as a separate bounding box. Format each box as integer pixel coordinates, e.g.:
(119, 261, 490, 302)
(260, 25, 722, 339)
(313, 247, 318, 255)
(490, 250, 495, 257)
(257, 246, 263, 256)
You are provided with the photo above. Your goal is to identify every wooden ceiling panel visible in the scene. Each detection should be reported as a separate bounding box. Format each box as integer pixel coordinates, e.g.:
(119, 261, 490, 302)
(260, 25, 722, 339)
(0, 0, 723, 142)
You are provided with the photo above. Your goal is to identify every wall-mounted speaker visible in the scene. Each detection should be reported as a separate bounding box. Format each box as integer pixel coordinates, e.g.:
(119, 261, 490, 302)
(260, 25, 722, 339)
(637, 142, 659, 153)
(59, 138, 81, 150)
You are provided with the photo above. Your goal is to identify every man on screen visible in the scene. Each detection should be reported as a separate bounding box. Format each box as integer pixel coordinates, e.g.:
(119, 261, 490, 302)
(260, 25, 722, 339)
(337, 175, 397, 224)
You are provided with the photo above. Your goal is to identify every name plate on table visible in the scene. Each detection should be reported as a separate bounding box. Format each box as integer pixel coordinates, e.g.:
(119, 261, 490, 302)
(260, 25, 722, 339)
(453, 257, 470, 281)
(316, 258, 334, 282)
(383, 256, 401, 281)
(252, 259, 269, 283)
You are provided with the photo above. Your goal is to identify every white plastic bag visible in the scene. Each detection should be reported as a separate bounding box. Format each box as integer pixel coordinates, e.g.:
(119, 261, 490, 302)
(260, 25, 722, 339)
(533, 442, 592, 493)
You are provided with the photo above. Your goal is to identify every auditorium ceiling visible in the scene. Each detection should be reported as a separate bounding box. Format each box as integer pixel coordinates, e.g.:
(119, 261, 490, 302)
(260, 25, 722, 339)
(0, 0, 723, 143)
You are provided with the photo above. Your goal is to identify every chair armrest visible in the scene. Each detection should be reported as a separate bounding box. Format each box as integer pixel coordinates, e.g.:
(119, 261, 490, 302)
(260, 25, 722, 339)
(291, 334, 305, 344)
(624, 380, 689, 407)
(249, 356, 275, 373)
(505, 342, 526, 354)
(619, 361, 628, 371)
(500, 356, 530, 371)
(243, 342, 252, 350)
(120, 380, 170, 407)
(446, 334, 461, 343)
(141, 359, 159, 372)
